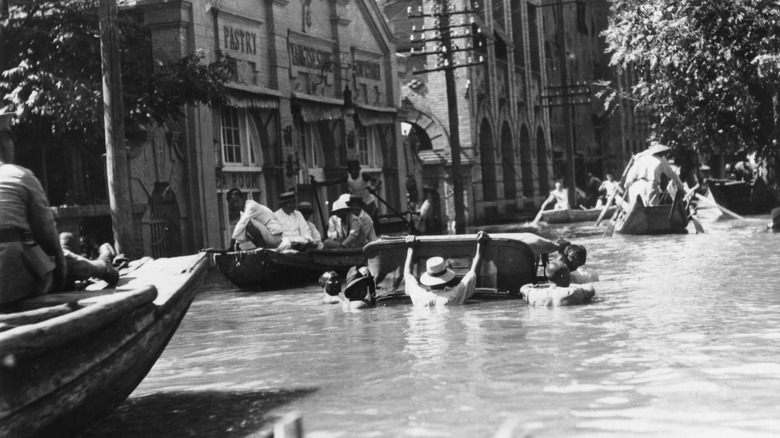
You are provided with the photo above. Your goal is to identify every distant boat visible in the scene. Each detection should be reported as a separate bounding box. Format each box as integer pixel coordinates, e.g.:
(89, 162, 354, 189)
(0, 253, 209, 438)
(363, 233, 538, 298)
(707, 178, 779, 215)
(609, 194, 689, 235)
(213, 247, 364, 290)
(540, 206, 617, 224)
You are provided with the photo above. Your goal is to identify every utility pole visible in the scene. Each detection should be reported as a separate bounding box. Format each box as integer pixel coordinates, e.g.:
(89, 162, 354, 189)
(98, 0, 134, 256)
(409, 0, 484, 234)
(1, 0, 9, 74)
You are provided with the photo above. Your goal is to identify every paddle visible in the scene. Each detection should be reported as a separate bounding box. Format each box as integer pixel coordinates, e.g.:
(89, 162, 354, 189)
(310, 176, 329, 232)
(371, 188, 419, 234)
(594, 189, 617, 227)
(694, 192, 754, 221)
(531, 204, 546, 225)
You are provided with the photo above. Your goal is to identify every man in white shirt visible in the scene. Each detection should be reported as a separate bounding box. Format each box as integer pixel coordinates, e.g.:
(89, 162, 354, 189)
(274, 191, 314, 251)
(228, 188, 283, 250)
(403, 231, 490, 308)
(347, 195, 378, 243)
(297, 202, 323, 249)
(625, 143, 686, 207)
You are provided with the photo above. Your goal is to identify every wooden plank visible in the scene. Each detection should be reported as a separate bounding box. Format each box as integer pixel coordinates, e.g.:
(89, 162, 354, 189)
(0, 304, 77, 326)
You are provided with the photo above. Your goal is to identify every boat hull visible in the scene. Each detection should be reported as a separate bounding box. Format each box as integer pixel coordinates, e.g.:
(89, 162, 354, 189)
(0, 254, 209, 438)
(363, 234, 537, 297)
(612, 196, 689, 235)
(541, 207, 617, 224)
(214, 247, 364, 290)
(708, 178, 779, 215)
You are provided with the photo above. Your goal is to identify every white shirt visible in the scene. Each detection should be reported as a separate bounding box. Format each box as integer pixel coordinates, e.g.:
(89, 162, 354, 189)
(232, 200, 282, 243)
(404, 271, 477, 308)
(356, 210, 378, 242)
(274, 208, 313, 244)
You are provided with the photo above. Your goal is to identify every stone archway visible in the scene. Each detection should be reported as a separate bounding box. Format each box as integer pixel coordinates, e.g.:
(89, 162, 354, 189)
(479, 118, 497, 203)
(519, 125, 534, 198)
(500, 122, 517, 202)
(536, 126, 550, 195)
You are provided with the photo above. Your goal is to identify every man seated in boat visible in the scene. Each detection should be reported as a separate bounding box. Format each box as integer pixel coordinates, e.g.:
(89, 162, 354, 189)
(539, 181, 570, 211)
(342, 265, 377, 310)
(347, 195, 378, 243)
(521, 260, 596, 307)
(274, 191, 316, 252)
(319, 271, 343, 304)
(402, 231, 490, 308)
(297, 202, 323, 249)
(0, 112, 66, 303)
(624, 143, 688, 208)
(59, 232, 120, 288)
(322, 194, 369, 249)
(227, 188, 284, 251)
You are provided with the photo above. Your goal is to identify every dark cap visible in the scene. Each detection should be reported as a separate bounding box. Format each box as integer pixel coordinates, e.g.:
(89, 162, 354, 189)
(343, 265, 375, 302)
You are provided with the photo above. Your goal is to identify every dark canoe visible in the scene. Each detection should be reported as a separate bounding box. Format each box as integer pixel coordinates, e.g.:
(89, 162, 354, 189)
(708, 178, 779, 215)
(363, 234, 537, 298)
(213, 247, 365, 290)
(611, 195, 689, 235)
(540, 206, 617, 224)
(0, 253, 209, 438)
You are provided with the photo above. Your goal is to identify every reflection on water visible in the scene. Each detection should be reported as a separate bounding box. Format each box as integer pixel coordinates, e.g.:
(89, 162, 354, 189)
(88, 218, 780, 437)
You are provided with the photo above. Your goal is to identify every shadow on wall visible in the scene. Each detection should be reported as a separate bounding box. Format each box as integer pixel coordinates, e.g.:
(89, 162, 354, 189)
(83, 388, 317, 438)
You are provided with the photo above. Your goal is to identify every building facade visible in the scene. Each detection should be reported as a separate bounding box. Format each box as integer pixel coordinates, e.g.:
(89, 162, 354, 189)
(129, 0, 404, 250)
(384, 0, 555, 230)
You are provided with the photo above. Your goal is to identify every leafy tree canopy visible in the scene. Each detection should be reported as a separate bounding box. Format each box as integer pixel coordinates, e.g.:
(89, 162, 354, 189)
(603, 0, 780, 176)
(1, 0, 231, 149)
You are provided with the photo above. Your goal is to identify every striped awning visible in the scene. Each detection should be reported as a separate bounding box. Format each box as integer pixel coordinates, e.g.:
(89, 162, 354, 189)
(226, 94, 279, 110)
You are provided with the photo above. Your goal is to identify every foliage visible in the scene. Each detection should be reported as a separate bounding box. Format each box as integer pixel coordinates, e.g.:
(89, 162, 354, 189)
(602, 0, 780, 179)
(0, 0, 231, 149)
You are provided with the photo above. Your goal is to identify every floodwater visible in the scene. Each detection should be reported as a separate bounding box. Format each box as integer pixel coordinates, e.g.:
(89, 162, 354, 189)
(86, 213, 780, 437)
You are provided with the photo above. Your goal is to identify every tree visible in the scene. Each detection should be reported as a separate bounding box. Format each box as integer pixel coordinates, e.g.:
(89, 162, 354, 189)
(0, 0, 231, 204)
(602, 0, 780, 184)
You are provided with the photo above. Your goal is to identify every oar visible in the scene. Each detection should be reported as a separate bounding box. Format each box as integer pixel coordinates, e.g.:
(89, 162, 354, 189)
(531, 205, 546, 225)
(694, 192, 752, 221)
(371, 189, 419, 234)
(594, 189, 617, 226)
(310, 176, 329, 232)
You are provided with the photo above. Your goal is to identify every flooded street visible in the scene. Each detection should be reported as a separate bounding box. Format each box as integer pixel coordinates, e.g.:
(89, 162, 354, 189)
(86, 216, 780, 437)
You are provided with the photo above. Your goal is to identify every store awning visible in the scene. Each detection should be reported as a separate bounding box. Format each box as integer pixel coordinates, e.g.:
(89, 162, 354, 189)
(226, 93, 279, 110)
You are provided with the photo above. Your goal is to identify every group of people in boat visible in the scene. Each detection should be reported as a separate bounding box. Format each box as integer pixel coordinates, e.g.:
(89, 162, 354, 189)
(0, 112, 124, 305)
(228, 160, 383, 252)
(318, 231, 600, 310)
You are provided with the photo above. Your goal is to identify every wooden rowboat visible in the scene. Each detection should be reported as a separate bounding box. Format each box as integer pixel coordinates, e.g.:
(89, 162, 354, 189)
(363, 234, 537, 298)
(540, 206, 617, 224)
(609, 194, 689, 235)
(0, 253, 209, 438)
(213, 247, 364, 290)
(707, 178, 779, 215)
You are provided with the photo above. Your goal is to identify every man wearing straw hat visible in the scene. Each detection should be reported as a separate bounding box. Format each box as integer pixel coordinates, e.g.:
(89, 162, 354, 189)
(0, 112, 66, 303)
(624, 142, 687, 208)
(402, 231, 491, 308)
(273, 190, 315, 251)
(322, 193, 366, 249)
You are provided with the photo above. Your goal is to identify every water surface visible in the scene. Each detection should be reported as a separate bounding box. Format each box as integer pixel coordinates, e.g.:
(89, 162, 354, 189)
(87, 216, 780, 437)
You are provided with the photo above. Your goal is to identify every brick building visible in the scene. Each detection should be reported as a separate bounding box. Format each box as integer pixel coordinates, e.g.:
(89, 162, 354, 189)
(383, 0, 647, 229)
(120, 0, 404, 251)
(384, 0, 554, 230)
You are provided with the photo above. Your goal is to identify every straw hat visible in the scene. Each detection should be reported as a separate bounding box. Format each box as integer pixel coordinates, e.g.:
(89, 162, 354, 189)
(646, 142, 671, 156)
(297, 201, 314, 212)
(420, 257, 456, 287)
(278, 191, 296, 205)
(331, 197, 351, 214)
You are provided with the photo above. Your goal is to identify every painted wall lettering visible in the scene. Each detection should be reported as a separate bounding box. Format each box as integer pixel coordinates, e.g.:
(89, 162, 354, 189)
(216, 171, 261, 191)
(289, 42, 332, 69)
(354, 60, 381, 81)
(223, 26, 257, 55)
